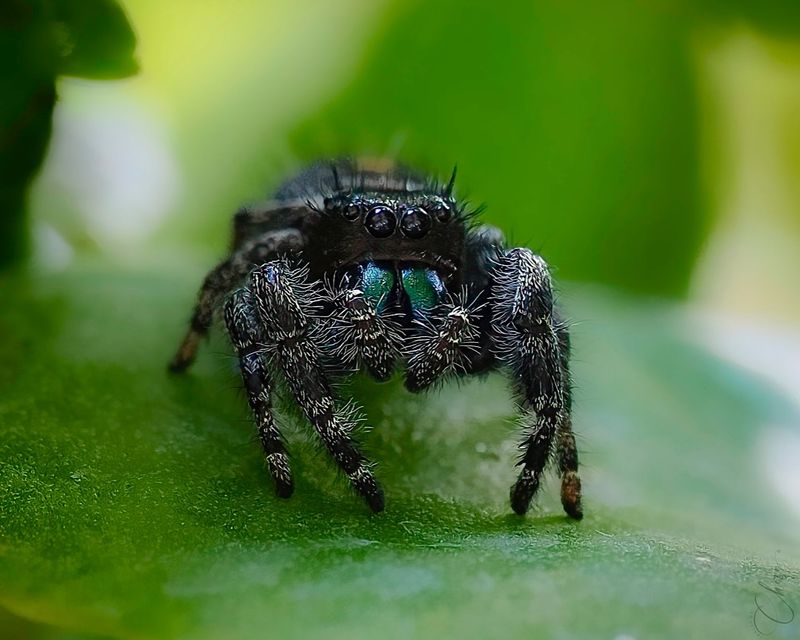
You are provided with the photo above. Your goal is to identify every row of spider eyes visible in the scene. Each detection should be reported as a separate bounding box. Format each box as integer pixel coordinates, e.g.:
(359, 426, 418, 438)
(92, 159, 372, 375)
(323, 198, 453, 239)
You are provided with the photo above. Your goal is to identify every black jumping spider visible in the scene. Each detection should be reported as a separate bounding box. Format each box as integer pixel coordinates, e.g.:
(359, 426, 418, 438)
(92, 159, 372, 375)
(169, 158, 582, 518)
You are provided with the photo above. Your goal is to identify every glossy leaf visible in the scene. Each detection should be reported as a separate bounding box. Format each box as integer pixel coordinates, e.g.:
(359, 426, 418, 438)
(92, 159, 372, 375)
(1, 263, 798, 639)
(288, 1, 704, 296)
(0, 0, 137, 268)
(54, 0, 139, 79)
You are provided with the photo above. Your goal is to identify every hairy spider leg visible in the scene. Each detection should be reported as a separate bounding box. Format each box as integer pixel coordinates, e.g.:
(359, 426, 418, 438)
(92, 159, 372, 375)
(231, 202, 309, 249)
(490, 248, 567, 516)
(249, 260, 385, 512)
(388, 264, 473, 391)
(555, 325, 582, 519)
(404, 291, 481, 392)
(460, 225, 507, 374)
(324, 263, 401, 381)
(169, 228, 305, 372)
(224, 288, 293, 497)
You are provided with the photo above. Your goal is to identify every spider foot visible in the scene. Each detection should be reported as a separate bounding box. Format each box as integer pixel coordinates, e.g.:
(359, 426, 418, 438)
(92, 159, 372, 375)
(560, 470, 583, 520)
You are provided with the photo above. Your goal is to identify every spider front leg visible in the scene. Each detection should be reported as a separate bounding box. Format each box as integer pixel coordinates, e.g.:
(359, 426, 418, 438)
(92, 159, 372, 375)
(324, 266, 401, 381)
(404, 292, 481, 392)
(224, 289, 293, 498)
(490, 248, 579, 517)
(231, 201, 309, 248)
(169, 227, 304, 372)
(250, 261, 384, 512)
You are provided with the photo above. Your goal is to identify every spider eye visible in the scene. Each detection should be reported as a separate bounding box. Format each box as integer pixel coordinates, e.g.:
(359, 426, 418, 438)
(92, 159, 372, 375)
(364, 205, 396, 238)
(430, 200, 452, 223)
(400, 206, 431, 239)
(323, 197, 337, 213)
(343, 202, 361, 221)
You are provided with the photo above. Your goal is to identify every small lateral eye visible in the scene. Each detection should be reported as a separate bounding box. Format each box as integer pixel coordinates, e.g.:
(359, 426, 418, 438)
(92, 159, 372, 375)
(430, 200, 452, 223)
(364, 205, 396, 238)
(343, 202, 361, 221)
(400, 206, 431, 239)
(323, 197, 337, 213)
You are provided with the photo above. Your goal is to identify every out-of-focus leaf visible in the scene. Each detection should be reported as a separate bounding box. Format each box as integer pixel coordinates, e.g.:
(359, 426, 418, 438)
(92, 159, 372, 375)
(288, 0, 704, 297)
(53, 0, 138, 79)
(0, 262, 798, 639)
(0, 0, 137, 269)
(695, 0, 800, 37)
(0, 1, 58, 267)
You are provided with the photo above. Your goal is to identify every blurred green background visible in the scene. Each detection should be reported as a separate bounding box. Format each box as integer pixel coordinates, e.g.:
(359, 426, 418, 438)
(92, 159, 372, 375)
(2, 1, 800, 638)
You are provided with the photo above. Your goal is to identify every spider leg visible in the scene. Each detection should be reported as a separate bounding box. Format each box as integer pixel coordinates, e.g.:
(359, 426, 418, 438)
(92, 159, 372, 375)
(464, 224, 506, 290)
(250, 260, 384, 512)
(404, 294, 481, 392)
(490, 248, 571, 517)
(462, 224, 506, 374)
(169, 228, 305, 372)
(326, 286, 400, 380)
(555, 324, 583, 519)
(322, 266, 403, 380)
(231, 201, 310, 249)
(224, 288, 293, 498)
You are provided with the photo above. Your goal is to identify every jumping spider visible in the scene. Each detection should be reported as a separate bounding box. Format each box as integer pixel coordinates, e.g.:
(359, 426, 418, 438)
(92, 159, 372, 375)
(169, 158, 582, 518)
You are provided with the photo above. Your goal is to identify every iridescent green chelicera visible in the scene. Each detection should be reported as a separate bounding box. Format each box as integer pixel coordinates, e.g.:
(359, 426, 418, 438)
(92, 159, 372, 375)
(401, 266, 445, 314)
(361, 262, 395, 313)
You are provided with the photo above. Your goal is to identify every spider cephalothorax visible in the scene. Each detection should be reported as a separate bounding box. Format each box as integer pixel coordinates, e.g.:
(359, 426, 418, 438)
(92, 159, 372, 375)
(169, 158, 582, 518)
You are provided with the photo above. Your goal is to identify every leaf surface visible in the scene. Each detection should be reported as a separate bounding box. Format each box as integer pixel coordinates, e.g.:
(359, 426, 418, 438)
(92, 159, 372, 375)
(1, 264, 798, 639)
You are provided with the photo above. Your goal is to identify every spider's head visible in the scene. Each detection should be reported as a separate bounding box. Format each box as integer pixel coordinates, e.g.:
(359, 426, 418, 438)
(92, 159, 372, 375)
(305, 161, 469, 279)
(313, 191, 466, 276)
(323, 191, 456, 238)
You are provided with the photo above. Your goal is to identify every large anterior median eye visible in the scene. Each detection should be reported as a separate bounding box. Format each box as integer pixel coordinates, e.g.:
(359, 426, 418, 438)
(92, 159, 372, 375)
(399, 206, 431, 238)
(401, 266, 445, 314)
(364, 205, 396, 238)
(361, 262, 395, 314)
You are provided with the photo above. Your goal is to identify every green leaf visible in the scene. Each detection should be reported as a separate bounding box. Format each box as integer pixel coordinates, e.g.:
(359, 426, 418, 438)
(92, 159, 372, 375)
(0, 1, 58, 268)
(53, 0, 138, 79)
(288, 0, 705, 296)
(1, 262, 798, 639)
(0, 0, 137, 269)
